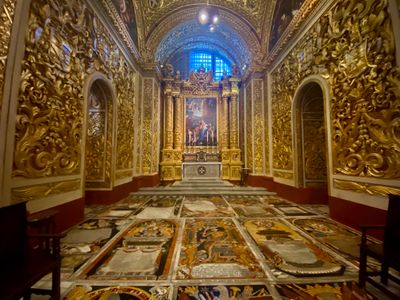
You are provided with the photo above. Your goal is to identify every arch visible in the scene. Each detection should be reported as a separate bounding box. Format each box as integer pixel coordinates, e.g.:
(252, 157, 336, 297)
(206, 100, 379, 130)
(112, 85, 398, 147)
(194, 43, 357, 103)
(147, 6, 260, 68)
(83, 72, 117, 190)
(292, 75, 332, 193)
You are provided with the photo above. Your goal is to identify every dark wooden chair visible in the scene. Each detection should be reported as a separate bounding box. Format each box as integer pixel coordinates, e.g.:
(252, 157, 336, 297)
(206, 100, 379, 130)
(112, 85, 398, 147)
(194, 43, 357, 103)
(359, 194, 400, 299)
(0, 202, 64, 300)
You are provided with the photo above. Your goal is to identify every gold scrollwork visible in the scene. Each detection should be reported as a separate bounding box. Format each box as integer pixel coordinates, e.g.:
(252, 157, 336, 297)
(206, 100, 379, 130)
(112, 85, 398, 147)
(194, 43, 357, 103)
(334, 179, 400, 196)
(271, 0, 400, 181)
(11, 179, 81, 202)
(245, 84, 253, 171)
(0, 0, 16, 111)
(273, 170, 294, 180)
(116, 170, 133, 179)
(253, 79, 264, 174)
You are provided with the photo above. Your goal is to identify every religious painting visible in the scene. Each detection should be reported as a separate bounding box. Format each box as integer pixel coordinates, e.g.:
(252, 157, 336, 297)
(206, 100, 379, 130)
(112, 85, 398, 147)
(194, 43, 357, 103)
(65, 285, 171, 300)
(83, 219, 178, 280)
(177, 284, 272, 299)
(185, 98, 217, 147)
(110, 0, 139, 48)
(176, 218, 265, 279)
(243, 219, 348, 278)
(269, 0, 305, 51)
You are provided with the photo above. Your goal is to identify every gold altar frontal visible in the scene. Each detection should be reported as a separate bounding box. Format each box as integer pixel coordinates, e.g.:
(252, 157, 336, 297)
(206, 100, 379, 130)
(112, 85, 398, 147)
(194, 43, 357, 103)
(160, 67, 242, 181)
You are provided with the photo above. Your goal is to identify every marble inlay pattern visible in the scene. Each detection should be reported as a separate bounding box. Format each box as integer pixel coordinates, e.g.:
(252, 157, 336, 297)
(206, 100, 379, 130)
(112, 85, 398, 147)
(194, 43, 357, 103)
(242, 218, 357, 279)
(181, 195, 236, 217)
(176, 218, 264, 279)
(289, 217, 381, 267)
(57, 190, 379, 299)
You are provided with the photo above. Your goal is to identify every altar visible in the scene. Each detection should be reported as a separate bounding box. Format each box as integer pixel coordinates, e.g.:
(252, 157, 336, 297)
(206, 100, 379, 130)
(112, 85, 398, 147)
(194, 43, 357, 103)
(160, 67, 243, 181)
(182, 162, 222, 180)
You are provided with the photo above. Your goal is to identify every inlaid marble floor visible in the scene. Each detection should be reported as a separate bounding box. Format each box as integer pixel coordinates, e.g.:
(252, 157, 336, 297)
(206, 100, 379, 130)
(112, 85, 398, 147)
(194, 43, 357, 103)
(33, 187, 394, 299)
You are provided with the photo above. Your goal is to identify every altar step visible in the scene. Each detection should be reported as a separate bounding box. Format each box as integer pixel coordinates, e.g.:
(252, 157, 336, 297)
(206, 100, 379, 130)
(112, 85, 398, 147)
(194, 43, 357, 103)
(133, 180, 275, 196)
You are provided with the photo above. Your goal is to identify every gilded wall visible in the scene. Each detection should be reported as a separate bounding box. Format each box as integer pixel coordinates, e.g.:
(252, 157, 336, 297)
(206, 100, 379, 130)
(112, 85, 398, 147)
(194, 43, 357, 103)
(253, 79, 264, 174)
(263, 74, 270, 175)
(245, 83, 253, 172)
(152, 80, 160, 174)
(135, 74, 143, 175)
(142, 78, 154, 174)
(3, 0, 152, 205)
(0, 0, 17, 111)
(271, 0, 400, 193)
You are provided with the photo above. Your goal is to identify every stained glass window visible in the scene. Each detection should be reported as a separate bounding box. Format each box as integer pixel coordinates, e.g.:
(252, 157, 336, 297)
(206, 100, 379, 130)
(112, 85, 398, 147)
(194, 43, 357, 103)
(189, 51, 231, 80)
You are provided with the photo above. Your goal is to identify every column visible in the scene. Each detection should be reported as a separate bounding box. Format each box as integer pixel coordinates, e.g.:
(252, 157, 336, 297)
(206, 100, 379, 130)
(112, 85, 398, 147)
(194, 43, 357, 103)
(165, 92, 174, 149)
(222, 95, 229, 149)
(173, 95, 183, 151)
(230, 93, 239, 148)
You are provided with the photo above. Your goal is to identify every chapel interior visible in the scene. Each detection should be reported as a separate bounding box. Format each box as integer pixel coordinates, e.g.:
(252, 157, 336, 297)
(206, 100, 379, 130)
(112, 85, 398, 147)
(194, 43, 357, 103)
(1, 0, 400, 299)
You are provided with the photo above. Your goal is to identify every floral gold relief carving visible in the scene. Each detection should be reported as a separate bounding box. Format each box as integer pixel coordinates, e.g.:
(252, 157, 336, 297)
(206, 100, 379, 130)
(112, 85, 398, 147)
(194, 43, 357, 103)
(0, 0, 16, 111)
(272, 0, 400, 181)
(303, 119, 326, 181)
(334, 179, 400, 197)
(11, 179, 81, 202)
(263, 75, 270, 174)
(115, 63, 136, 170)
(245, 84, 253, 172)
(253, 79, 264, 174)
(152, 80, 160, 173)
(13, 0, 88, 178)
(273, 171, 294, 180)
(142, 78, 154, 173)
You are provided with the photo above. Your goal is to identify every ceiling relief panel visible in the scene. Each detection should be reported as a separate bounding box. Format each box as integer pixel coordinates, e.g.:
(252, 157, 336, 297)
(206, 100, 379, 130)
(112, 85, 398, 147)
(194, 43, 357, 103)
(97, 0, 324, 70)
(155, 20, 251, 66)
(139, 0, 268, 36)
(146, 7, 260, 69)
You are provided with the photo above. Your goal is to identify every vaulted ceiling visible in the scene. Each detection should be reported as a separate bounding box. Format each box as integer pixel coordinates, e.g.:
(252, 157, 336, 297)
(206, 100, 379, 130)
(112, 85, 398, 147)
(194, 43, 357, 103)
(101, 0, 321, 71)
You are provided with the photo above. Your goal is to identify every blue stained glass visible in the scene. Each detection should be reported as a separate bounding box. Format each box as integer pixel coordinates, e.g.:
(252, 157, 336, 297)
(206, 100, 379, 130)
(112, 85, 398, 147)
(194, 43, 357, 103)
(190, 51, 231, 80)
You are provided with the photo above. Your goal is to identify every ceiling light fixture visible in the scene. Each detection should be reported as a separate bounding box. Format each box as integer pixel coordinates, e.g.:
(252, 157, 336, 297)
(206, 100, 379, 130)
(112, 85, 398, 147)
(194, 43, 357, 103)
(197, 4, 219, 32)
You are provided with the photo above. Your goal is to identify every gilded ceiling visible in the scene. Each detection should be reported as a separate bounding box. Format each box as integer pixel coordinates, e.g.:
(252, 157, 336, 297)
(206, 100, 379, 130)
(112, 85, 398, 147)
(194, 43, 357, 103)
(101, 0, 322, 71)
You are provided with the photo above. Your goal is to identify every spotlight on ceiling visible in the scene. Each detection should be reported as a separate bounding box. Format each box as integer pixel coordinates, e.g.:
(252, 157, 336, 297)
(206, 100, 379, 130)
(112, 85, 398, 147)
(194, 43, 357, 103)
(198, 6, 219, 30)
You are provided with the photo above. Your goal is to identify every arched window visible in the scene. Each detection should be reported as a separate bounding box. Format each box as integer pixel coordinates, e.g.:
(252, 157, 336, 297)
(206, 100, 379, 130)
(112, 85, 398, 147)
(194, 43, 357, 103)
(189, 51, 231, 80)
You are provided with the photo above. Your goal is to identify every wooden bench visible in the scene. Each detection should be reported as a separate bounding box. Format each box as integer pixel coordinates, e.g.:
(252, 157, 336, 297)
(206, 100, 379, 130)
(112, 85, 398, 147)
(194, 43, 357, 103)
(0, 202, 64, 300)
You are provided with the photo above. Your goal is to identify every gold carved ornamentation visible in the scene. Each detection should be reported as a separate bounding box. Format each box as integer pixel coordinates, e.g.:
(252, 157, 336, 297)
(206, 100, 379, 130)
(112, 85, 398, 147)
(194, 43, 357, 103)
(142, 78, 154, 173)
(13, 0, 88, 178)
(116, 170, 133, 179)
(253, 79, 264, 174)
(334, 179, 400, 196)
(263, 75, 270, 174)
(11, 179, 81, 202)
(174, 94, 183, 151)
(187, 68, 214, 96)
(152, 80, 160, 173)
(303, 119, 326, 181)
(115, 63, 136, 170)
(273, 171, 294, 180)
(245, 84, 253, 172)
(0, 0, 16, 111)
(271, 0, 400, 182)
(136, 74, 143, 175)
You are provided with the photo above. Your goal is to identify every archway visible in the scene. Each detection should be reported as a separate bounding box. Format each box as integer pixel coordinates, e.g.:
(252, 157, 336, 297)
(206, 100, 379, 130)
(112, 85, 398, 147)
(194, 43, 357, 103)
(84, 78, 115, 190)
(293, 82, 327, 190)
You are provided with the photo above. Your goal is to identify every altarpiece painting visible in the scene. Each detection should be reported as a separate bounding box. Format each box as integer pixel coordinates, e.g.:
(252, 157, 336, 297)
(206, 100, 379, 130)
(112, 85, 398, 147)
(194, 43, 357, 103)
(185, 97, 217, 147)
